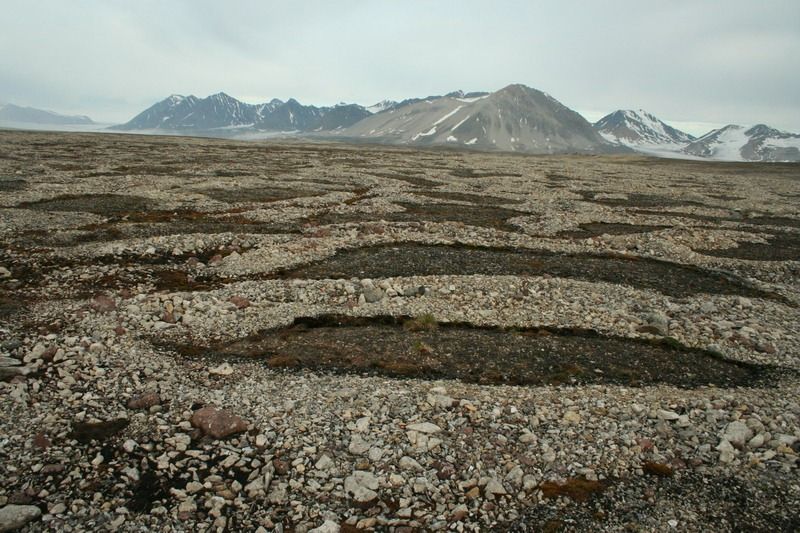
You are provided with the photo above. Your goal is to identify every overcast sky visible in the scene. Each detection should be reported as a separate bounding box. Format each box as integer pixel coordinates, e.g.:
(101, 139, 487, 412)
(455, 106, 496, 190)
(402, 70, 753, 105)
(1, 0, 798, 135)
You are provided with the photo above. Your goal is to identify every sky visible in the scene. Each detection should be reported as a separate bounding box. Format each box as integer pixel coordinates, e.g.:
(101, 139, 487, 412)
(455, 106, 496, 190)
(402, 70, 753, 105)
(1, 0, 799, 136)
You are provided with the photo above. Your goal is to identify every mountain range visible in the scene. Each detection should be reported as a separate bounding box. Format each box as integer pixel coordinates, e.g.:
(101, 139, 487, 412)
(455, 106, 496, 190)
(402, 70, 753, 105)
(4, 86, 798, 162)
(109, 92, 370, 132)
(0, 104, 94, 125)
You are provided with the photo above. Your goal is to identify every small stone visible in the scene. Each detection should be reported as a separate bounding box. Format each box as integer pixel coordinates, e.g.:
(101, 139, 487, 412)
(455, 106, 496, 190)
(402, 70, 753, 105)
(362, 288, 385, 303)
(209, 363, 234, 376)
(399, 456, 423, 472)
(349, 435, 370, 455)
(562, 411, 581, 424)
(723, 421, 753, 449)
(127, 392, 161, 410)
(484, 478, 508, 496)
(309, 520, 341, 533)
(0, 504, 42, 531)
(229, 296, 251, 309)
(315, 455, 334, 470)
(406, 422, 442, 434)
(90, 294, 117, 313)
(657, 409, 680, 421)
(190, 405, 248, 439)
(344, 471, 379, 506)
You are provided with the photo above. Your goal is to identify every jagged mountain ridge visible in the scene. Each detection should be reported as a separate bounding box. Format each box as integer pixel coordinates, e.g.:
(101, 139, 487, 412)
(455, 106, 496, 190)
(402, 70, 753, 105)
(112, 92, 370, 132)
(336, 84, 619, 154)
(683, 124, 800, 162)
(594, 109, 694, 147)
(0, 104, 94, 125)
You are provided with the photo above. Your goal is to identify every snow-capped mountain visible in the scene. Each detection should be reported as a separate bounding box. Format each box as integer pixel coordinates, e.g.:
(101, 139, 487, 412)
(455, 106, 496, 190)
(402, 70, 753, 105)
(336, 84, 620, 154)
(0, 104, 94, 125)
(366, 100, 397, 114)
(683, 124, 800, 162)
(113, 93, 370, 132)
(594, 109, 694, 148)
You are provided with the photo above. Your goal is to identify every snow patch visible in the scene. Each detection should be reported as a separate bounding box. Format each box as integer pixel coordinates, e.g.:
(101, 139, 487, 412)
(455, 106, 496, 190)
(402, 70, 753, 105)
(432, 106, 463, 126)
(411, 126, 437, 141)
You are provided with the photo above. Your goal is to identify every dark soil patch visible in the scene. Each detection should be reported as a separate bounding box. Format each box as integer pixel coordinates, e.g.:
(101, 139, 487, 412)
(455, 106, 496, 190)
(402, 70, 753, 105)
(450, 168, 523, 178)
(175, 315, 770, 388)
(200, 186, 318, 204)
(416, 190, 524, 205)
(69, 418, 130, 443)
(19, 194, 157, 215)
(279, 243, 776, 300)
(556, 223, 668, 239)
(304, 203, 524, 233)
(694, 232, 800, 262)
(0, 177, 27, 191)
(742, 216, 800, 230)
(371, 172, 440, 188)
(509, 470, 800, 532)
(579, 192, 706, 209)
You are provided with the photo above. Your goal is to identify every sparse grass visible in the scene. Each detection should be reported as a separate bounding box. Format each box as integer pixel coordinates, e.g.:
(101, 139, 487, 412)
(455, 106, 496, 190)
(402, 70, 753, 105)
(404, 313, 438, 332)
(413, 340, 434, 354)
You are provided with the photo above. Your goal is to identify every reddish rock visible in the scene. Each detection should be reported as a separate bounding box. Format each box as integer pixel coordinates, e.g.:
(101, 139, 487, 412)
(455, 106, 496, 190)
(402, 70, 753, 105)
(229, 296, 251, 309)
(127, 392, 161, 410)
(190, 405, 248, 439)
(41, 464, 65, 475)
(114, 325, 127, 336)
(40, 346, 57, 362)
(208, 254, 223, 265)
(272, 458, 290, 475)
(33, 432, 51, 449)
(90, 294, 117, 313)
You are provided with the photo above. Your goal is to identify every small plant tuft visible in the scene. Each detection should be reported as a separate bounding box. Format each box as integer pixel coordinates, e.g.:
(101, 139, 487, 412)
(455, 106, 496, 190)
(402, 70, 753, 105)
(404, 314, 438, 332)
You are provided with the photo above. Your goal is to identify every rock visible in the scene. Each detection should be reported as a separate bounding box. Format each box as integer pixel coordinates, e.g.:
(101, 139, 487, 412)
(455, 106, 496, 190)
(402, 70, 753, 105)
(70, 418, 129, 443)
(0, 504, 41, 531)
(643, 311, 669, 335)
(229, 296, 251, 309)
(209, 363, 234, 376)
(484, 478, 508, 496)
(127, 392, 161, 410)
(190, 406, 248, 439)
(399, 456, 423, 472)
(90, 294, 117, 313)
(562, 411, 581, 424)
(315, 455, 334, 470)
(362, 288, 385, 303)
(406, 422, 442, 434)
(348, 435, 370, 455)
(344, 471, 379, 507)
(657, 409, 680, 421)
(722, 421, 753, 449)
(309, 520, 341, 533)
(716, 439, 736, 463)
(0, 266, 11, 279)
(0, 356, 21, 368)
(699, 301, 717, 314)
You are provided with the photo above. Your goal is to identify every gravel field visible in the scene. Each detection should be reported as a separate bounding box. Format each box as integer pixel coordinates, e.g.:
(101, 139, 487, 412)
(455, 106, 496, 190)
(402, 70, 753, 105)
(0, 130, 799, 532)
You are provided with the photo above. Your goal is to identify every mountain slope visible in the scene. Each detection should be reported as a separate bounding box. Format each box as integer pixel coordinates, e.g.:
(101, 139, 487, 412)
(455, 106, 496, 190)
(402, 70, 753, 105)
(595, 109, 694, 147)
(335, 84, 618, 154)
(0, 104, 94, 125)
(113, 94, 369, 132)
(683, 124, 800, 162)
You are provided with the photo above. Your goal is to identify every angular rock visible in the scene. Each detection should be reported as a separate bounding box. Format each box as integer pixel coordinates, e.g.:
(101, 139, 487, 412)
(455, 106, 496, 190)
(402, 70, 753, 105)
(344, 471, 379, 507)
(722, 421, 753, 449)
(406, 422, 442, 434)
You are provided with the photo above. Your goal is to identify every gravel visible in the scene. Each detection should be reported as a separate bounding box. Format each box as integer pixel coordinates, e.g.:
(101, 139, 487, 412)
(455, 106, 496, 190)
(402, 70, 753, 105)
(0, 131, 798, 531)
